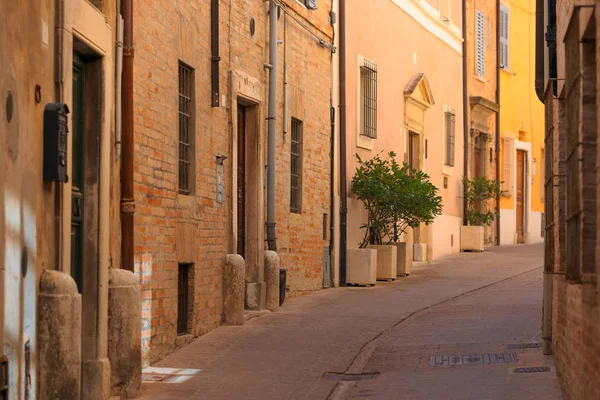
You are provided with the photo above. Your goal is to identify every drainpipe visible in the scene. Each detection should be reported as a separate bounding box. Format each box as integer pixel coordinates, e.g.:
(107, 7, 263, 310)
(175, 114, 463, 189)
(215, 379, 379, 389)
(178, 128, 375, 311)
(534, 0, 544, 102)
(266, 0, 278, 251)
(54, 0, 66, 271)
(338, 0, 347, 286)
(538, 0, 555, 356)
(283, 13, 288, 143)
(329, 105, 335, 285)
(495, 0, 501, 245)
(211, 0, 220, 107)
(121, 0, 135, 271)
(461, 0, 469, 226)
(115, 15, 124, 160)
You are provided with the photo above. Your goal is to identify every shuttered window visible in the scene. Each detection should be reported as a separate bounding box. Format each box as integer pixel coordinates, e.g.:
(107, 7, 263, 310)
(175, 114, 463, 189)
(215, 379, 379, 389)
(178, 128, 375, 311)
(476, 10, 485, 77)
(444, 111, 455, 167)
(502, 137, 514, 196)
(500, 6, 510, 70)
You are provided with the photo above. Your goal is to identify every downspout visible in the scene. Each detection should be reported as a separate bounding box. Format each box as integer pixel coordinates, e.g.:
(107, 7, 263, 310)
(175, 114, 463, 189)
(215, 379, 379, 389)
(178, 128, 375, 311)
(121, 0, 135, 271)
(283, 13, 288, 143)
(211, 0, 220, 107)
(462, 0, 469, 226)
(54, 0, 66, 271)
(115, 15, 124, 160)
(266, 0, 278, 251)
(538, 0, 554, 356)
(495, 0, 501, 245)
(338, 0, 347, 286)
(329, 0, 336, 286)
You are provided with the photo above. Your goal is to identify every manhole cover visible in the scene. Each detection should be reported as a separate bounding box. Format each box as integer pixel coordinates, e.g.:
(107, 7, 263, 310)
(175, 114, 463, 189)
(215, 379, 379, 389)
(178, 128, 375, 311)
(429, 352, 517, 367)
(505, 343, 542, 350)
(513, 366, 551, 374)
(324, 372, 380, 381)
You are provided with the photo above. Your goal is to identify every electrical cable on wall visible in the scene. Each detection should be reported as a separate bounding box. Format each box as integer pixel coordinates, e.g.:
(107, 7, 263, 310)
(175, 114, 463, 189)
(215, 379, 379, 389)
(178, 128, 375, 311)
(272, 0, 336, 52)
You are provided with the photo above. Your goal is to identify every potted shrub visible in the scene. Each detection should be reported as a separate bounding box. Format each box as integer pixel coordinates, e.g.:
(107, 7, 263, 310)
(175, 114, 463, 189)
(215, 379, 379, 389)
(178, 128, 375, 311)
(351, 152, 442, 282)
(461, 176, 502, 252)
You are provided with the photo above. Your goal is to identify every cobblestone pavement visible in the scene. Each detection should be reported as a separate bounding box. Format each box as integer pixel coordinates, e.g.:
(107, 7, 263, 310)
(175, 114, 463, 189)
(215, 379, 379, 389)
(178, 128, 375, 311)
(140, 244, 563, 400)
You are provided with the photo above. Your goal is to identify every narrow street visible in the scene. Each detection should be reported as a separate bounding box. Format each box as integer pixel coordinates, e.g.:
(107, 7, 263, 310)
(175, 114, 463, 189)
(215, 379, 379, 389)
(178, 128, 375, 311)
(140, 244, 562, 400)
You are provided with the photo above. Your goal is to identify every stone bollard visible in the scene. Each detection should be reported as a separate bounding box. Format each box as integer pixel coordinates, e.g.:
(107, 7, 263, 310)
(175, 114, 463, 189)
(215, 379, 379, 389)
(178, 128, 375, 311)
(38, 270, 82, 400)
(108, 268, 141, 398)
(223, 254, 245, 325)
(265, 251, 281, 311)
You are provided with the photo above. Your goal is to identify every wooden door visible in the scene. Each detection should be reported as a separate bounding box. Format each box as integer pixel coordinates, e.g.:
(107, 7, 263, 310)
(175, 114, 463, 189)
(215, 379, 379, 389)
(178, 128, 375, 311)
(474, 136, 484, 178)
(237, 105, 246, 257)
(516, 150, 525, 243)
(71, 57, 85, 292)
(408, 131, 419, 173)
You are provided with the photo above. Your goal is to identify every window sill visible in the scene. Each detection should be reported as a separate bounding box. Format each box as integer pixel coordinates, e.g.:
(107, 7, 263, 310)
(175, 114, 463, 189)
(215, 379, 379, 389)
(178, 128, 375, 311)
(475, 75, 486, 83)
(442, 165, 454, 176)
(357, 134, 374, 151)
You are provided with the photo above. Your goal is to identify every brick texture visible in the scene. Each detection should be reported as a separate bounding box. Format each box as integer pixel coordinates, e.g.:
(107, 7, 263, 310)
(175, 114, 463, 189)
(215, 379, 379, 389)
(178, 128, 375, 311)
(133, 0, 333, 364)
(544, 2, 600, 399)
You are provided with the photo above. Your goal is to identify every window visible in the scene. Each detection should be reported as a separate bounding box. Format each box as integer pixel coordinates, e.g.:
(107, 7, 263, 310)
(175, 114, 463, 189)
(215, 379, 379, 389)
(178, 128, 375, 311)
(564, 11, 596, 280)
(444, 111, 455, 167)
(360, 59, 377, 138)
(290, 118, 303, 213)
(502, 137, 514, 196)
(178, 62, 195, 195)
(177, 264, 193, 335)
(500, 6, 510, 70)
(476, 10, 485, 77)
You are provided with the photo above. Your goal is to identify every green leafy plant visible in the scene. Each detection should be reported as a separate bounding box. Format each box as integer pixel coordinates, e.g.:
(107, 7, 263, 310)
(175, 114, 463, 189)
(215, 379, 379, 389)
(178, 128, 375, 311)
(463, 176, 502, 226)
(351, 152, 443, 248)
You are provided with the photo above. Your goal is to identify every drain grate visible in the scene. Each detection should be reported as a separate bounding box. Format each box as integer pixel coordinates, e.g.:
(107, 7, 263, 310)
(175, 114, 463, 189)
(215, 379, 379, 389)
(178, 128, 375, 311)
(505, 343, 542, 350)
(512, 366, 551, 374)
(430, 352, 517, 367)
(323, 372, 380, 382)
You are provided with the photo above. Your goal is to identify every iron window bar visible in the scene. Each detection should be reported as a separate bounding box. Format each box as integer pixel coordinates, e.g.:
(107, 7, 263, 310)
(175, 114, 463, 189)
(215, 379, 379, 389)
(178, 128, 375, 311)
(361, 60, 377, 139)
(178, 62, 194, 195)
(290, 118, 302, 213)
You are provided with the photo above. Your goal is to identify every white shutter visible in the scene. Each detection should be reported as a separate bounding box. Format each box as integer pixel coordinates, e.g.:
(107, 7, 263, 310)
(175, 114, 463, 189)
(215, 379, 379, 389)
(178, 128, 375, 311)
(476, 11, 485, 77)
(500, 6, 509, 69)
(503, 137, 514, 195)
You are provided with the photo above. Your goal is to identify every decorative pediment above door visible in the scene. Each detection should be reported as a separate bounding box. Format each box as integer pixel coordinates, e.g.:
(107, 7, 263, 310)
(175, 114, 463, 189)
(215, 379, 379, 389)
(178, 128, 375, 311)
(404, 73, 434, 133)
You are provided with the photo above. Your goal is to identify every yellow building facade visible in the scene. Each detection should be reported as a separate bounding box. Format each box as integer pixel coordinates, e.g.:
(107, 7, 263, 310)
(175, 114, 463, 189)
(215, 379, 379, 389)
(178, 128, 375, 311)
(499, 0, 545, 245)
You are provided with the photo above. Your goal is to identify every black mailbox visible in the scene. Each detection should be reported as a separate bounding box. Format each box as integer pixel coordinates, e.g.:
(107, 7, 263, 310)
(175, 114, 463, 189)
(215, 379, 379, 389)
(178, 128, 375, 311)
(43, 103, 69, 182)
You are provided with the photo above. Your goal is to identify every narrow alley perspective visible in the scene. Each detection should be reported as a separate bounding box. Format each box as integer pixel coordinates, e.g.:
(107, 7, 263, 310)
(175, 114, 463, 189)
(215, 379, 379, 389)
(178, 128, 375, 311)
(3, 0, 600, 399)
(139, 244, 562, 400)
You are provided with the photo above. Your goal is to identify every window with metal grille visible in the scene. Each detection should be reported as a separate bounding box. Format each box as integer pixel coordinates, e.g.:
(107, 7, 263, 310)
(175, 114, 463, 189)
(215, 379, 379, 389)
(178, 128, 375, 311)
(500, 6, 510, 70)
(564, 12, 596, 281)
(177, 263, 192, 335)
(444, 111, 455, 166)
(360, 59, 377, 139)
(290, 118, 303, 213)
(178, 62, 195, 195)
(476, 10, 485, 77)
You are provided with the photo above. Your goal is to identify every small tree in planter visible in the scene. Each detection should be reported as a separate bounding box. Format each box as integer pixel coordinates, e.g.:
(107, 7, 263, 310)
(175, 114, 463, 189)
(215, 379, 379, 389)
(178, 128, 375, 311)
(351, 152, 442, 280)
(461, 176, 502, 251)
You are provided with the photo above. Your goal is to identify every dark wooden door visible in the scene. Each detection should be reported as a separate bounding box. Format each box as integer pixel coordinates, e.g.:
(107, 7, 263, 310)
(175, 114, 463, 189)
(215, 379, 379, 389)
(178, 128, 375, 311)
(516, 150, 525, 243)
(71, 58, 85, 292)
(474, 136, 484, 178)
(237, 105, 246, 257)
(408, 132, 419, 173)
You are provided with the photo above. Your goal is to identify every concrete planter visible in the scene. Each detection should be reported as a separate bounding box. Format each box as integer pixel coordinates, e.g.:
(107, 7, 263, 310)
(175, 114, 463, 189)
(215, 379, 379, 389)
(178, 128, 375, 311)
(347, 248, 378, 286)
(368, 245, 398, 281)
(390, 242, 412, 276)
(460, 225, 485, 252)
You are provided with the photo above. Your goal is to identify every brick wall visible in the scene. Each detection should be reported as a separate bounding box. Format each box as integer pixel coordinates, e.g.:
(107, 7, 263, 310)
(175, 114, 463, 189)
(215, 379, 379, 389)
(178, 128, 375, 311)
(134, 0, 332, 364)
(546, 2, 600, 399)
